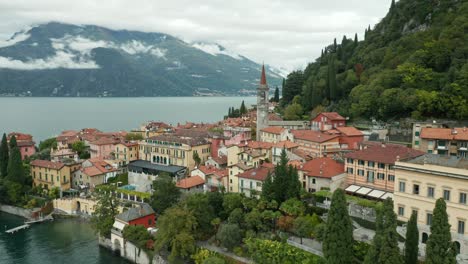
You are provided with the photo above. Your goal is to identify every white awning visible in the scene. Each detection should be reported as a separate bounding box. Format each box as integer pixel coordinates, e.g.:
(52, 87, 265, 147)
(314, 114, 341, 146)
(112, 221, 126, 231)
(356, 187, 372, 195)
(381, 192, 394, 200)
(345, 184, 361, 193)
(367, 189, 386, 199)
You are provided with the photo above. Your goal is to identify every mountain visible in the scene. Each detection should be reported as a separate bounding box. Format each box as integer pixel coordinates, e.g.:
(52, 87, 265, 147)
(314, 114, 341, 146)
(0, 22, 283, 97)
(283, 0, 468, 121)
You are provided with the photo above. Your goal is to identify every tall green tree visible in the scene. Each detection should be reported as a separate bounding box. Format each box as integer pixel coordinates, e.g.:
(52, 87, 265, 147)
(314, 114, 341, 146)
(377, 199, 403, 264)
(6, 136, 25, 184)
(0, 133, 8, 178)
(328, 55, 338, 101)
(426, 198, 456, 264)
(183, 193, 216, 239)
(150, 174, 181, 214)
(323, 189, 354, 263)
(91, 186, 120, 238)
(405, 211, 419, 264)
(283, 71, 304, 104)
(240, 100, 247, 115)
(273, 86, 280, 102)
(217, 223, 242, 250)
(354, 33, 358, 45)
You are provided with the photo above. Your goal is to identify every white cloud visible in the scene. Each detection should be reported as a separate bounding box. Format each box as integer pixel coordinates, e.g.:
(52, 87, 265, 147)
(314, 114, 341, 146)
(0, 51, 99, 70)
(0, 0, 392, 71)
(192, 42, 242, 60)
(0, 27, 31, 48)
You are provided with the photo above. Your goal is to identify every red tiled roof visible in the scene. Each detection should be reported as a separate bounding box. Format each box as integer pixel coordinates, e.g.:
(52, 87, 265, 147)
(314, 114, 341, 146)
(8, 132, 33, 141)
(237, 166, 272, 181)
(57, 130, 79, 141)
(117, 141, 138, 147)
(248, 141, 274, 149)
(335, 127, 363, 137)
(292, 149, 313, 160)
(420, 127, 468, 141)
(31, 160, 65, 170)
(344, 143, 424, 164)
(198, 165, 228, 177)
(176, 176, 205, 189)
(291, 130, 339, 143)
(90, 137, 120, 146)
(317, 112, 345, 121)
(261, 126, 285, 135)
(300, 157, 344, 178)
(288, 160, 303, 168)
(260, 64, 267, 85)
(212, 156, 227, 165)
(268, 113, 283, 121)
(273, 140, 299, 149)
(83, 158, 117, 176)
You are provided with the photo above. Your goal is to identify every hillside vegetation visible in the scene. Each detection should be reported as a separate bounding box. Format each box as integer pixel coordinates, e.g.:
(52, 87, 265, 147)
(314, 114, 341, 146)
(282, 0, 468, 121)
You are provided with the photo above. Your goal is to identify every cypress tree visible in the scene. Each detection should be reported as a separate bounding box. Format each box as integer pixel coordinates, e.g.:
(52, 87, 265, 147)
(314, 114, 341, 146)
(323, 189, 354, 263)
(354, 33, 358, 45)
(333, 38, 337, 52)
(426, 198, 456, 264)
(274, 86, 280, 102)
(6, 136, 25, 185)
(405, 211, 419, 264)
(228, 107, 232, 118)
(328, 55, 338, 101)
(364, 200, 385, 264)
(391, 0, 396, 10)
(0, 133, 8, 178)
(378, 199, 403, 264)
(261, 172, 274, 201)
(240, 100, 247, 115)
(285, 165, 301, 200)
(281, 78, 286, 99)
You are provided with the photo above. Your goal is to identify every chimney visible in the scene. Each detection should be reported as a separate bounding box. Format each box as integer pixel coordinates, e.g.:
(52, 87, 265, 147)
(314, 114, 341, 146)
(381, 142, 386, 148)
(451, 128, 458, 135)
(396, 155, 400, 162)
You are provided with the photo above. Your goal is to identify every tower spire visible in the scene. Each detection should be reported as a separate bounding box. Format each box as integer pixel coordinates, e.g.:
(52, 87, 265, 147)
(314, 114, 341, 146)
(260, 64, 267, 85)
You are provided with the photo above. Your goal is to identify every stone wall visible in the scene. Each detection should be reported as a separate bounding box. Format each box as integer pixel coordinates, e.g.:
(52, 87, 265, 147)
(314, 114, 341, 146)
(53, 197, 97, 215)
(0, 204, 34, 219)
(100, 235, 168, 264)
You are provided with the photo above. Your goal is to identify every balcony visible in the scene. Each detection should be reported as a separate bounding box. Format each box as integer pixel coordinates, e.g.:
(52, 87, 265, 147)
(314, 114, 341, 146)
(437, 145, 447, 150)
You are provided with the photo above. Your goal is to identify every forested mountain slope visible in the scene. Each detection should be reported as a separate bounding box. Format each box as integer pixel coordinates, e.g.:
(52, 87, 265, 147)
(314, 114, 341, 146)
(282, 0, 468, 121)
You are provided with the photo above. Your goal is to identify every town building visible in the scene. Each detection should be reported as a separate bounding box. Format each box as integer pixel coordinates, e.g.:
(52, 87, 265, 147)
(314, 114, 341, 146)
(8, 132, 36, 160)
(393, 155, 468, 256)
(271, 141, 300, 165)
(291, 130, 341, 158)
(267, 120, 310, 130)
(50, 148, 79, 162)
(256, 65, 269, 140)
(311, 112, 346, 131)
(72, 158, 118, 190)
(31, 160, 80, 191)
(114, 141, 139, 165)
(223, 125, 251, 146)
(89, 137, 120, 160)
(176, 176, 205, 193)
(344, 142, 425, 197)
(236, 163, 274, 198)
(191, 165, 228, 191)
(260, 126, 293, 143)
(334, 126, 364, 151)
(131, 121, 173, 139)
(298, 157, 346, 193)
(138, 135, 211, 171)
(127, 160, 186, 193)
(414, 127, 468, 158)
(205, 155, 227, 169)
(56, 130, 80, 150)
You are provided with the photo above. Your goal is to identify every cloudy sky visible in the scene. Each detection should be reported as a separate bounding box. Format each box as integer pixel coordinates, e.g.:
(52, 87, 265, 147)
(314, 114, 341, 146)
(0, 0, 391, 71)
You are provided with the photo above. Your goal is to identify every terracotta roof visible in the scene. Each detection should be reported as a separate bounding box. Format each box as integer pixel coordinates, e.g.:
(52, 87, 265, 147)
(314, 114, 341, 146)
(198, 165, 228, 177)
(248, 141, 274, 149)
(212, 155, 227, 165)
(292, 149, 313, 160)
(176, 176, 205, 189)
(300, 157, 344, 178)
(117, 141, 138, 147)
(261, 126, 285, 135)
(240, 149, 265, 158)
(260, 64, 267, 85)
(335, 127, 363, 137)
(316, 112, 345, 121)
(8, 132, 33, 141)
(288, 160, 303, 168)
(273, 140, 299, 149)
(345, 143, 424, 164)
(237, 166, 272, 181)
(261, 162, 275, 169)
(57, 130, 79, 142)
(268, 113, 283, 121)
(82, 158, 117, 176)
(420, 127, 468, 141)
(90, 137, 120, 146)
(232, 163, 253, 171)
(291, 130, 339, 143)
(31, 160, 65, 170)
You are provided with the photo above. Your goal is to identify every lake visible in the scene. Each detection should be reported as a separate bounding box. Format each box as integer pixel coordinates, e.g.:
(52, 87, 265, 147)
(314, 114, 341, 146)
(0, 97, 256, 141)
(0, 212, 128, 264)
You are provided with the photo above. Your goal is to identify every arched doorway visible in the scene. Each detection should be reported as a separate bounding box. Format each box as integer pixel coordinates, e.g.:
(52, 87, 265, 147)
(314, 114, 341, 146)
(76, 201, 81, 214)
(454, 241, 461, 255)
(113, 238, 122, 256)
(422, 232, 429, 244)
(153, 156, 156, 163)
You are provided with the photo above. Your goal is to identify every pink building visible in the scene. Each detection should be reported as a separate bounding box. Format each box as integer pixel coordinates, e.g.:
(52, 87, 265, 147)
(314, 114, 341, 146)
(311, 112, 346, 131)
(89, 137, 120, 159)
(224, 126, 252, 146)
(8, 132, 36, 160)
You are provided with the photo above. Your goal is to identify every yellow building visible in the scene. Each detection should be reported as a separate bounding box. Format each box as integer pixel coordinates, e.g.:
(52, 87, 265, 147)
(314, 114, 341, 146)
(114, 141, 139, 165)
(394, 154, 468, 256)
(138, 135, 211, 171)
(31, 160, 79, 191)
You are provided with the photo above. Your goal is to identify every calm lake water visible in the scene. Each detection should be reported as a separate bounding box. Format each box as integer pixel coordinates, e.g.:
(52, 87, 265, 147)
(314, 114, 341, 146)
(0, 97, 256, 141)
(0, 212, 128, 264)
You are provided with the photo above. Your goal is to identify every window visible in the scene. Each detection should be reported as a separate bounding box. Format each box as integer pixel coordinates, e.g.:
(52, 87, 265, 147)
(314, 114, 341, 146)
(413, 184, 420, 195)
(358, 160, 365, 166)
(415, 141, 419, 146)
(428, 150, 433, 154)
(388, 175, 395, 181)
(148, 219, 152, 225)
(347, 168, 354, 174)
(256, 182, 262, 187)
(347, 158, 354, 164)
(357, 169, 364, 176)
(460, 193, 467, 204)
(443, 190, 451, 201)
(427, 187, 435, 198)
(398, 206, 405, 216)
(427, 213, 433, 226)
(377, 173, 385, 180)
(378, 163, 385, 169)
(415, 131, 420, 137)
(367, 171, 374, 183)
(312, 178, 316, 184)
(458, 220, 465, 234)
(399, 182, 406, 192)
(250, 182, 253, 189)
(368, 161, 375, 167)
(241, 180, 244, 187)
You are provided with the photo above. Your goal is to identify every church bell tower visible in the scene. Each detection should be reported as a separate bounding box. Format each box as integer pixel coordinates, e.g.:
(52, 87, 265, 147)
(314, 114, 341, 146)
(256, 65, 269, 141)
